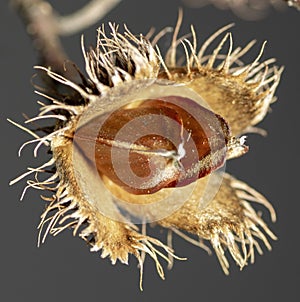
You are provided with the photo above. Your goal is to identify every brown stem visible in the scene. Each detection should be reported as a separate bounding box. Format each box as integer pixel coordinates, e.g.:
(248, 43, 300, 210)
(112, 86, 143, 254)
(57, 0, 121, 36)
(12, 0, 122, 76)
(12, 0, 68, 75)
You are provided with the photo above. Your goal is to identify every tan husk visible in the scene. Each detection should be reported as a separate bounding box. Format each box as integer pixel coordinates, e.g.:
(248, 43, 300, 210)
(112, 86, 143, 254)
(158, 173, 277, 274)
(12, 21, 281, 286)
(48, 133, 179, 289)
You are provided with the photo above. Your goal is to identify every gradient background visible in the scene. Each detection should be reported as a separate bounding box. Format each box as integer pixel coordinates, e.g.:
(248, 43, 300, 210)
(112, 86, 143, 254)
(1, 0, 299, 301)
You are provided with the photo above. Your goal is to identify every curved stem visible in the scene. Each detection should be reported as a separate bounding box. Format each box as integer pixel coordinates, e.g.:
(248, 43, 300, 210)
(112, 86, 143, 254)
(57, 0, 122, 36)
(11, 0, 121, 75)
(12, 0, 68, 74)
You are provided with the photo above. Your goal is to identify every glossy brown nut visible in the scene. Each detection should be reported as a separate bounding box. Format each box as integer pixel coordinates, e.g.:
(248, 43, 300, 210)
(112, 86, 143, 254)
(75, 96, 230, 195)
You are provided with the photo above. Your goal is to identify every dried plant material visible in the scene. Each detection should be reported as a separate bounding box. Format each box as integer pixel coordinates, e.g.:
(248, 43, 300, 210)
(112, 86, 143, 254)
(182, 0, 290, 19)
(284, 0, 300, 9)
(158, 173, 277, 274)
(11, 13, 282, 288)
(158, 24, 283, 136)
(56, 0, 122, 36)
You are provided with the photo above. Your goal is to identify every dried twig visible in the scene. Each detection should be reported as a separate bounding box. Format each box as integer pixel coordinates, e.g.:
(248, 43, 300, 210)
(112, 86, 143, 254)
(11, 0, 121, 74)
(57, 0, 122, 36)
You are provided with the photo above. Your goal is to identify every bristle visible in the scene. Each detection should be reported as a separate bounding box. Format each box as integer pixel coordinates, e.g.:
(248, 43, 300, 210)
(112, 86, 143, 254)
(11, 21, 280, 285)
(158, 173, 277, 274)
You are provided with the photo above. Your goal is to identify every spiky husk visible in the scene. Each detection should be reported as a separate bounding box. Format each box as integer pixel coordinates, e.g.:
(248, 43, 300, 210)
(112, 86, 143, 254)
(12, 22, 281, 286)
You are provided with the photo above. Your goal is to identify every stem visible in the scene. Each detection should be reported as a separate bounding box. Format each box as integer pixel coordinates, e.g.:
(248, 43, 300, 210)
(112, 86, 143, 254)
(57, 0, 122, 36)
(11, 0, 122, 75)
(12, 0, 68, 74)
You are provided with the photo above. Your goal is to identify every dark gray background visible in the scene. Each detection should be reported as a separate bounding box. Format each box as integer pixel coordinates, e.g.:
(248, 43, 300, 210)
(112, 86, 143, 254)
(1, 0, 299, 301)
